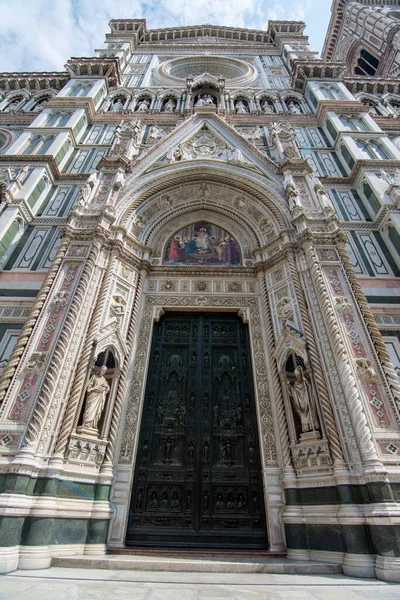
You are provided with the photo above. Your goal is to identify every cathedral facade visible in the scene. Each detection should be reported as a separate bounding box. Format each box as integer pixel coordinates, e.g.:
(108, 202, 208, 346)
(0, 0, 400, 582)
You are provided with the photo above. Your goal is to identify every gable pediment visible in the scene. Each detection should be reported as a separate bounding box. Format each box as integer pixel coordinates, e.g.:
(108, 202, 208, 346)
(132, 113, 280, 184)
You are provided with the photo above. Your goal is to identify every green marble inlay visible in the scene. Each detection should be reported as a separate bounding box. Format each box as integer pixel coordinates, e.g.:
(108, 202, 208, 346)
(0, 473, 110, 501)
(0, 516, 109, 547)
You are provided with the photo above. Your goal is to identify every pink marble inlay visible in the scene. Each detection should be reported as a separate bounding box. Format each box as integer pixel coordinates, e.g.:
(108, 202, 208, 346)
(339, 312, 367, 358)
(8, 373, 38, 420)
(363, 380, 390, 428)
(326, 268, 345, 296)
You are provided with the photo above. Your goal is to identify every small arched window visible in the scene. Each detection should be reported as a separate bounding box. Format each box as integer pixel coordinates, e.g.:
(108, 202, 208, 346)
(46, 113, 60, 126)
(36, 136, 55, 155)
(369, 141, 389, 159)
(339, 116, 354, 130)
(355, 49, 379, 76)
(23, 136, 42, 155)
(356, 140, 388, 160)
(69, 83, 92, 97)
(339, 115, 367, 131)
(356, 140, 375, 159)
(351, 117, 367, 131)
(320, 86, 343, 101)
(320, 87, 333, 100)
(58, 113, 71, 127)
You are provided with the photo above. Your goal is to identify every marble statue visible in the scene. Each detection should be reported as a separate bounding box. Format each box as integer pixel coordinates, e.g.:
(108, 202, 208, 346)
(32, 99, 47, 112)
(236, 100, 248, 114)
(82, 366, 110, 431)
(287, 101, 302, 114)
(195, 94, 215, 107)
(148, 125, 162, 142)
(136, 99, 150, 112)
(112, 98, 124, 112)
(164, 98, 175, 112)
(5, 98, 22, 112)
(261, 100, 274, 113)
(287, 366, 319, 434)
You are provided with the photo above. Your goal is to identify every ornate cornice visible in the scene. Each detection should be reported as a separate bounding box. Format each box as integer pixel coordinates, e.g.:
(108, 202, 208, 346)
(65, 57, 122, 89)
(0, 155, 88, 182)
(0, 72, 69, 92)
(344, 77, 400, 97)
(290, 60, 347, 92)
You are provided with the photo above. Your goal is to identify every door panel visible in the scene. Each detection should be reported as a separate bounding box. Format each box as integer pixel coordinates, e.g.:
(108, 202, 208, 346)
(126, 312, 268, 548)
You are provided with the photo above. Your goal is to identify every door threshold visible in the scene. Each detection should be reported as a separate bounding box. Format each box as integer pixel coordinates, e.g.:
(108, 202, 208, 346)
(108, 547, 286, 558)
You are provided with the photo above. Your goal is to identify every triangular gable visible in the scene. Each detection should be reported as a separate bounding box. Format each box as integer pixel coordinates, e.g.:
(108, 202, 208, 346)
(129, 112, 280, 186)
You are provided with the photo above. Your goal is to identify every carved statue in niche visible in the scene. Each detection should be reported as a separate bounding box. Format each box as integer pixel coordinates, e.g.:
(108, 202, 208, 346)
(287, 366, 320, 434)
(236, 99, 248, 114)
(163, 98, 176, 112)
(261, 100, 275, 114)
(111, 98, 124, 112)
(81, 366, 109, 433)
(136, 98, 150, 112)
(195, 94, 215, 107)
(148, 125, 163, 142)
(287, 100, 302, 114)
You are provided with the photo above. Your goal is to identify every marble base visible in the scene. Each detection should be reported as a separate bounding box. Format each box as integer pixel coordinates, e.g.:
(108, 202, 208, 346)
(18, 545, 51, 570)
(0, 546, 19, 574)
(343, 553, 376, 578)
(375, 555, 400, 583)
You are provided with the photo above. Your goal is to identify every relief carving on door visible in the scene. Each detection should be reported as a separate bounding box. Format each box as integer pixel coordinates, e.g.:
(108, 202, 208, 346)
(126, 312, 268, 548)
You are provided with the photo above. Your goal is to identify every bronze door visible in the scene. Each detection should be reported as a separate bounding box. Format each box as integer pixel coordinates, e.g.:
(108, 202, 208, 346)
(126, 312, 268, 548)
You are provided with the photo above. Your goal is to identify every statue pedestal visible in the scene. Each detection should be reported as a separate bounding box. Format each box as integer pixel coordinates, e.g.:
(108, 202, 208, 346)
(66, 431, 108, 467)
(299, 430, 321, 443)
(194, 106, 217, 114)
(77, 425, 99, 437)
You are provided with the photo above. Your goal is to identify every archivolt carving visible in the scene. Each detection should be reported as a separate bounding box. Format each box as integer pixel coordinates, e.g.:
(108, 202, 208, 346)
(128, 182, 280, 253)
(118, 295, 277, 468)
(116, 165, 287, 230)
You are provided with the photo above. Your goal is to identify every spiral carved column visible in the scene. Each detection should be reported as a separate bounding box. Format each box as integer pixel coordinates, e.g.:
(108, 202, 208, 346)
(304, 243, 381, 468)
(258, 271, 293, 473)
(21, 241, 102, 450)
(287, 251, 345, 467)
(103, 267, 147, 467)
(52, 249, 119, 457)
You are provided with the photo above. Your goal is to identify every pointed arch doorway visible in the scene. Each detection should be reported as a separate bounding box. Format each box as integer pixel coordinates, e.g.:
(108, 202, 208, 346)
(125, 311, 268, 549)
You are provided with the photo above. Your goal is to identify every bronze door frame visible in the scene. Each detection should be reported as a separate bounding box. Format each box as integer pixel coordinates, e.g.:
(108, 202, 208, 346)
(126, 311, 268, 548)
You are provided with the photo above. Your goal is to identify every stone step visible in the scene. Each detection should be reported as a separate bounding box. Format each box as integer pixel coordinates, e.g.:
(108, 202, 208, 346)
(52, 554, 342, 574)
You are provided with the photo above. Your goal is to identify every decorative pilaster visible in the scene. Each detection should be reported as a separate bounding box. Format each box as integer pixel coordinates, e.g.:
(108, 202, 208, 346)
(0, 237, 69, 406)
(286, 251, 345, 470)
(336, 241, 400, 418)
(304, 242, 382, 470)
(20, 241, 104, 454)
(103, 267, 147, 468)
(257, 271, 293, 477)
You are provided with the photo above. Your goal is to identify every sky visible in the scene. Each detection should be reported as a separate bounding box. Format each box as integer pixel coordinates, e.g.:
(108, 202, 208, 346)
(0, 0, 333, 73)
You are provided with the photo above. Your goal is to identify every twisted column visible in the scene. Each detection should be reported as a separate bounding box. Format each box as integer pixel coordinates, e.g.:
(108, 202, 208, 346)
(258, 272, 292, 472)
(287, 251, 344, 466)
(337, 242, 400, 415)
(304, 243, 380, 466)
(52, 250, 117, 457)
(22, 242, 102, 449)
(0, 238, 69, 407)
(103, 268, 147, 466)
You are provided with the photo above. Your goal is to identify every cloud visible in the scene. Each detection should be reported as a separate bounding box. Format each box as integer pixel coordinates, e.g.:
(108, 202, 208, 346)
(0, 0, 330, 72)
